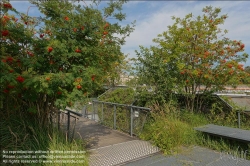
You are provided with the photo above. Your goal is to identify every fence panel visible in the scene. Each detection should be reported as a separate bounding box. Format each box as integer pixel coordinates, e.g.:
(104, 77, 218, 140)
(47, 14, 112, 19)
(92, 100, 151, 136)
(131, 108, 149, 136)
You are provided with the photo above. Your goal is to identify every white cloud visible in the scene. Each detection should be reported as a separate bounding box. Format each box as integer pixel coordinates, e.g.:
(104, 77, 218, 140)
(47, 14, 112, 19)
(11, 1, 33, 13)
(121, 1, 250, 66)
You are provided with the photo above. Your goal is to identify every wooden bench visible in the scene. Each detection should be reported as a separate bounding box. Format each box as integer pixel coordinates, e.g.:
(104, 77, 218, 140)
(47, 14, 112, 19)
(194, 124, 250, 143)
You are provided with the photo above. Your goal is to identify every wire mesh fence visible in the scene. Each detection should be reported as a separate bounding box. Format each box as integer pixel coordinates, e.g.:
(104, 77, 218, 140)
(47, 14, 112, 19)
(92, 100, 151, 136)
(48, 100, 151, 138)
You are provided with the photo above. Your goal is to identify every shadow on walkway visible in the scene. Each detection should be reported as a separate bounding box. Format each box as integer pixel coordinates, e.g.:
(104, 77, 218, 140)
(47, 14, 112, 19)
(73, 117, 135, 149)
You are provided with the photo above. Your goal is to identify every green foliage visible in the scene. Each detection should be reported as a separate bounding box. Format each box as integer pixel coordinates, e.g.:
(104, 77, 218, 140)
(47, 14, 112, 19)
(208, 102, 236, 126)
(207, 96, 250, 129)
(135, 87, 167, 107)
(139, 101, 250, 155)
(179, 110, 209, 127)
(196, 134, 250, 160)
(99, 87, 135, 104)
(1, 0, 134, 127)
(134, 6, 249, 112)
(0, 1, 134, 162)
(139, 102, 207, 154)
(125, 76, 138, 87)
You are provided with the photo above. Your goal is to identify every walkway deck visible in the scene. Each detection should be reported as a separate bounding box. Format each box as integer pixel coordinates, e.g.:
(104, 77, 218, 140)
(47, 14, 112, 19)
(60, 113, 250, 166)
(61, 116, 160, 166)
(74, 117, 135, 149)
(126, 146, 250, 166)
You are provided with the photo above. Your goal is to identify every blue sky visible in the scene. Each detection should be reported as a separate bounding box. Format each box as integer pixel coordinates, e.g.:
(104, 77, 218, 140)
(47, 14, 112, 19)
(9, 0, 250, 66)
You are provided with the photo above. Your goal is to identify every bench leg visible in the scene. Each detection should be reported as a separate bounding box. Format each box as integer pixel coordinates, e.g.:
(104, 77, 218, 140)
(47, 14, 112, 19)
(238, 111, 240, 128)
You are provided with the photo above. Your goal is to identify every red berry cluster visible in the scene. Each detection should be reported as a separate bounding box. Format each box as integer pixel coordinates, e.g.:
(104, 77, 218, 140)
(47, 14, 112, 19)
(27, 51, 34, 57)
(75, 48, 81, 53)
(3, 3, 12, 9)
(2, 30, 9, 36)
(40, 34, 44, 38)
(3, 83, 15, 94)
(1, 56, 13, 63)
(6, 56, 14, 63)
(48, 46, 53, 52)
(16, 76, 25, 83)
(91, 75, 95, 81)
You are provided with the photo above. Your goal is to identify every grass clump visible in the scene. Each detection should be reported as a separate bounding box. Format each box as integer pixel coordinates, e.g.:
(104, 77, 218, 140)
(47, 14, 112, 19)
(139, 102, 208, 154)
(0, 110, 88, 166)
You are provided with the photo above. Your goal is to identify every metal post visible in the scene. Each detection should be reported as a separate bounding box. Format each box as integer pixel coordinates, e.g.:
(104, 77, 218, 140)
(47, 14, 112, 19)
(101, 103, 104, 122)
(92, 102, 94, 120)
(238, 111, 241, 128)
(114, 105, 116, 129)
(130, 107, 133, 136)
(94, 103, 96, 121)
(82, 105, 86, 118)
(58, 111, 60, 130)
(67, 111, 70, 131)
(50, 113, 52, 124)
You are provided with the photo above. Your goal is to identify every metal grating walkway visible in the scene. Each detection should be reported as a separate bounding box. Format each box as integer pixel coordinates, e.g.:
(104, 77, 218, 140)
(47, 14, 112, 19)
(194, 124, 250, 142)
(89, 140, 160, 166)
(125, 146, 250, 166)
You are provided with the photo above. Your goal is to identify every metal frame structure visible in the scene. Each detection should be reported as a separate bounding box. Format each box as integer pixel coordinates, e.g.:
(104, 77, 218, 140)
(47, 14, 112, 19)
(92, 100, 151, 136)
(58, 109, 82, 140)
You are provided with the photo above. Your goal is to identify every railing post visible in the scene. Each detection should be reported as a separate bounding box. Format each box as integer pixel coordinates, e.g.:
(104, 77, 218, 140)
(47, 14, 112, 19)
(130, 107, 133, 136)
(238, 111, 241, 128)
(50, 113, 52, 125)
(94, 102, 96, 121)
(101, 103, 104, 122)
(67, 111, 70, 131)
(82, 105, 86, 118)
(92, 102, 94, 120)
(114, 105, 116, 129)
(58, 111, 60, 130)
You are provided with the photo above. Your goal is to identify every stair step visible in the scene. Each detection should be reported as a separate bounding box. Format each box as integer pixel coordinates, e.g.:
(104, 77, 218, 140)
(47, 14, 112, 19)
(89, 140, 160, 166)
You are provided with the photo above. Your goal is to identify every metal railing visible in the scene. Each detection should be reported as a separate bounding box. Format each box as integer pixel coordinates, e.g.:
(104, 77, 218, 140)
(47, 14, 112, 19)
(92, 100, 151, 136)
(49, 101, 151, 138)
(58, 109, 82, 140)
(214, 95, 249, 128)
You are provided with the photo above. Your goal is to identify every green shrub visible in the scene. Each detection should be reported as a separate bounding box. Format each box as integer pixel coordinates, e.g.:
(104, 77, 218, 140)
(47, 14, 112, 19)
(139, 102, 198, 154)
(180, 110, 209, 127)
(99, 87, 135, 104)
(207, 96, 248, 128)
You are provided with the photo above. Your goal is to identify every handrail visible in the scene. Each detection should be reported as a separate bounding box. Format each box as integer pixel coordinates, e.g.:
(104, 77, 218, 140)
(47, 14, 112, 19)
(58, 108, 82, 141)
(97, 88, 113, 99)
(212, 95, 233, 110)
(65, 108, 82, 117)
(92, 100, 151, 136)
(92, 100, 151, 111)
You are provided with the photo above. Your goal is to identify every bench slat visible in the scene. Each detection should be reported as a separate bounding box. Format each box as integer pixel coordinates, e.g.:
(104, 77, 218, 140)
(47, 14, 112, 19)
(194, 124, 250, 143)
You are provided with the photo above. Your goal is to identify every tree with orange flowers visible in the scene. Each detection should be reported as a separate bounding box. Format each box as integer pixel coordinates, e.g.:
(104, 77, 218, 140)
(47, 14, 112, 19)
(135, 6, 248, 112)
(0, 0, 134, 125)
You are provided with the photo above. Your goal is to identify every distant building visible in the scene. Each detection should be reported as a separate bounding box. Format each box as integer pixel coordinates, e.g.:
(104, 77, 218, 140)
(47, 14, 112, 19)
(197, 85, 250, 94)
(119, 74, 136, 86)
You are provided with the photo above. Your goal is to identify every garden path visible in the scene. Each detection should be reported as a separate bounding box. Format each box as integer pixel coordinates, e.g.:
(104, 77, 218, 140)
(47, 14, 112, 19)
(60, 110, 250, 166)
